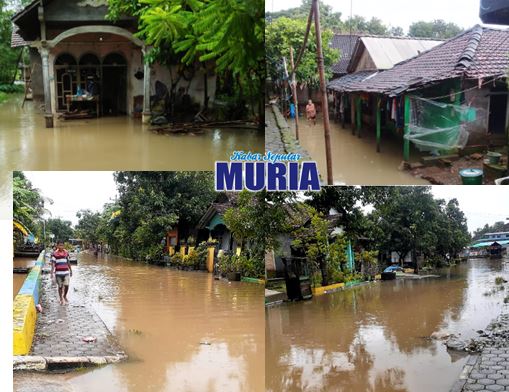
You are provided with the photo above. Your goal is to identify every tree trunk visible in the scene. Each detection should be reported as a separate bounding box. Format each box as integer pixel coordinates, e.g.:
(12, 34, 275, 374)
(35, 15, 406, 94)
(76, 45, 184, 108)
(319, 256, 328, 286)
(413, 249, 419, 274)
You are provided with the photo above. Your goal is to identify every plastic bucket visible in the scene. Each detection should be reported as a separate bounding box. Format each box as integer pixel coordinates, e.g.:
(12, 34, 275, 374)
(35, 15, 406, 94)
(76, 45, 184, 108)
(487, 151, 502, 165)
(459, 168, 483, 185)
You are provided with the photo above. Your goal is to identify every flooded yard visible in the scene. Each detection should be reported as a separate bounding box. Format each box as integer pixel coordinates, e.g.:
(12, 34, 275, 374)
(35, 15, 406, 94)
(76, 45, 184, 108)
(0, 95, 264, 218)
(266, 258, 509, 392)
(293, 116, 428, 185)
(14, 252, 264, 392)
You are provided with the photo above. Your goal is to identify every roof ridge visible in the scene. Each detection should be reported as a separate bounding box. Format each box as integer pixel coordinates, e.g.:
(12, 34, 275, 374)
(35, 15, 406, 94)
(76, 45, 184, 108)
(362, 34, 444, 41)
(456, 25, 484, 71)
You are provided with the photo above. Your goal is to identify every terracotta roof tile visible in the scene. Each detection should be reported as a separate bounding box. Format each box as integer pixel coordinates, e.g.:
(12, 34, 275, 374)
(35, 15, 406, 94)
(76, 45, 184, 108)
(11, 26, 27, 48)
(328, 26, 509, 96)
(330, 34, 359, 75)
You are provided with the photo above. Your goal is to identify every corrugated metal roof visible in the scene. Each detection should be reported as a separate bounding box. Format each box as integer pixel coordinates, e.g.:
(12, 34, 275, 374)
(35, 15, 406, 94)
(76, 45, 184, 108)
(360, 37, 442, 70)
(471, 240, 509, 248)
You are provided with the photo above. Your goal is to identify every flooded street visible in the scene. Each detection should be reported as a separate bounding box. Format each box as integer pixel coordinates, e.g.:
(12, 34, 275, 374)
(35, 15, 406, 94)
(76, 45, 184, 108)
(0, 96, 264, 218)
(14, 252, 264, 392)
(13, 257, 36, 298)
(266, 258, 509, 392)
(293, 116, 428, 185)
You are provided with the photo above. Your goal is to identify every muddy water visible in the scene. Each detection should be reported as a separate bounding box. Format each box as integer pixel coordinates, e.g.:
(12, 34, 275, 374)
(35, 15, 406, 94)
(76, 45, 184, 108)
(293, 116, 428, 185)
(13, 257, 36, 298)
(266, 258, 509, 392)
(14, 252, 264, 392)
(0, 95, 264, 218)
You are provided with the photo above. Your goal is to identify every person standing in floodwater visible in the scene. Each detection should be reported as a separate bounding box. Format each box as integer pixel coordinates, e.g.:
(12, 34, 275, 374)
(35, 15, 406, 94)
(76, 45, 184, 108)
(306, 99, 317, 125)
(51, 240, 73, 305)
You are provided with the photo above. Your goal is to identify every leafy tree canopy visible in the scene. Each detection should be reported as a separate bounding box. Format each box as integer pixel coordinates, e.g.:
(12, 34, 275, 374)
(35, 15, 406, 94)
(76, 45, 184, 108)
(46, 218, 74, 242)
(266, 16, 338, 86)
(13, 171, 46, 234)
(107, 0, 264, 93)
(409, 19, 463, 39)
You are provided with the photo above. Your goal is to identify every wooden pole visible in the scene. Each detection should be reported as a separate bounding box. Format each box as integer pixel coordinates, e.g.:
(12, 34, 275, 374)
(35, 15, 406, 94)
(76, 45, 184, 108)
(313, 0, 333, 185)
(403, 95, 411, 161)
(356, 96, 362, 138)
(376, 96, 381, 153)
(289, 47, 300, 140)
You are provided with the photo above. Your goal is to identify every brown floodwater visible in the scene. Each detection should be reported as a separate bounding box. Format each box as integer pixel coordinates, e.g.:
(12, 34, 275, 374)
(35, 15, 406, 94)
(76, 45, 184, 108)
(293, 116, 429, 185)
(0, 95, 264, 218)
(266, 258, 509, 392)
(14, 252, 264, 392)
(13, 257, 36, 298)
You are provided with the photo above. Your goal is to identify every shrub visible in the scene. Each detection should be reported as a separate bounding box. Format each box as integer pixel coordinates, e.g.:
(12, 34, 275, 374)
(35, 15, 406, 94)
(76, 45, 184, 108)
(171, 252, 184, 266)
(0, 84, 24, 94)
(495, 276, 506, 285)
(237, 255, 264, 278)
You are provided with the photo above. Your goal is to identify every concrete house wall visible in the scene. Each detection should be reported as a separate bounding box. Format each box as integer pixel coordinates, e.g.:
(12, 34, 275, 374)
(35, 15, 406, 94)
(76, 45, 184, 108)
(14, 0, 217, 127)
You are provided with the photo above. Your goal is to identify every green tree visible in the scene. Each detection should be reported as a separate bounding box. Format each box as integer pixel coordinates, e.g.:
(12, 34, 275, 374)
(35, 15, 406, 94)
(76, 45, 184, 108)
(13, 171, 46, 234)
(224, 190, 296, 263)
(107, 171, 216, 261)
(390, 26, 404, 37)
(46, 218, 74, 242)
(291, 204, 350, 286)
(265, 16, 339, 88)
(266, 0, 344, 31)
(409, 19, 463, 39)
(473, 221, 509, 240)
(75, 209, 102, 245)
(107, 0, 264, 121)
(370, 187, 440, 273)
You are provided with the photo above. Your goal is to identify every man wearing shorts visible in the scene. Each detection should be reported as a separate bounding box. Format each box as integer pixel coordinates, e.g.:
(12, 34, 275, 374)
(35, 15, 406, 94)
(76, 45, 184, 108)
(51, 240, 73, 305)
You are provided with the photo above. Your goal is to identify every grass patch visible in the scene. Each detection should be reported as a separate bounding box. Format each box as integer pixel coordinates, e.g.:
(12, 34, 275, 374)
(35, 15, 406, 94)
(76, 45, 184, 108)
(495, 276, 506, 285)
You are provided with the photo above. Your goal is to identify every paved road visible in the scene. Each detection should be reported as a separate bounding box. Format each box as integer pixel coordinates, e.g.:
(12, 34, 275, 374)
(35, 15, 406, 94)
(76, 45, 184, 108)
(454, 314, 509, 391)
(31, 263, 124, 358)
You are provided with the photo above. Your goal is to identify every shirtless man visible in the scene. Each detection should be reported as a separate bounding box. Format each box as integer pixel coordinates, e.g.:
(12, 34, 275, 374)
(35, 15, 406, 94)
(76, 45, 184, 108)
(306, 99, 317, 125)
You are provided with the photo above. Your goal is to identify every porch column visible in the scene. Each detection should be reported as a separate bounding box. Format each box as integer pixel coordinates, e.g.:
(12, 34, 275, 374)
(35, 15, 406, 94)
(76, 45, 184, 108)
(40, 47, 53, 128)
(403, 95, 411, 161)
(142, 46, 152, 124)
(350, 95, 355, 134)
(376, 96, 381, 153)
(356, 96, 362, 138)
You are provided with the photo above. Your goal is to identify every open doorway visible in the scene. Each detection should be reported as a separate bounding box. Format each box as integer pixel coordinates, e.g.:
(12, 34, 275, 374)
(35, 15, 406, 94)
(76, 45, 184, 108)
(488, 92, 508, 135)
(102, 53, 127, 116)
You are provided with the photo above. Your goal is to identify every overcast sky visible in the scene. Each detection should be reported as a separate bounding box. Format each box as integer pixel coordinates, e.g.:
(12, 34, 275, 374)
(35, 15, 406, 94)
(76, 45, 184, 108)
(22, 171, 509, 234)
(431, 186, 509, 233)
(24, 172, 117, 226)
(266, 0, 483, 32)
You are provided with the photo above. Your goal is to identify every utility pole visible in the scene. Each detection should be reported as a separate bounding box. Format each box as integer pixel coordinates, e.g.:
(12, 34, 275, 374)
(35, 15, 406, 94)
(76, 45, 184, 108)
(312, 0, 333, 185)
(289, 47, 300, 140)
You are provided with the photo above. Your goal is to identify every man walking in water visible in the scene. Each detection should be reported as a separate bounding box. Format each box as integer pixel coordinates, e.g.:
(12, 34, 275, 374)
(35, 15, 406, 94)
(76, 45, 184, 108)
(51, 240, 73, 305)
(306, 99, 317, 125)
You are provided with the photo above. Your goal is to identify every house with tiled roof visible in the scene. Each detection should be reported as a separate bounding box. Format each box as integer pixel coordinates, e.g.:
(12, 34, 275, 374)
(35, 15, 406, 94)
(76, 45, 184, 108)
(329, 34, 360, 78)
(328, 35, 442, 130)
(11, 0, 217, 128)
(328, 26, 509, 161)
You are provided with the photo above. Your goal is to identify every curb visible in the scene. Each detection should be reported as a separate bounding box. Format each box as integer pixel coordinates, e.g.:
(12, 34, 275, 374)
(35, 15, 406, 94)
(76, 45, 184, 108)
(13, 251, 45, 356)
(13, 354, 128, 371)
(241, 277, 265, 284)
(449, 354, 479, 392)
